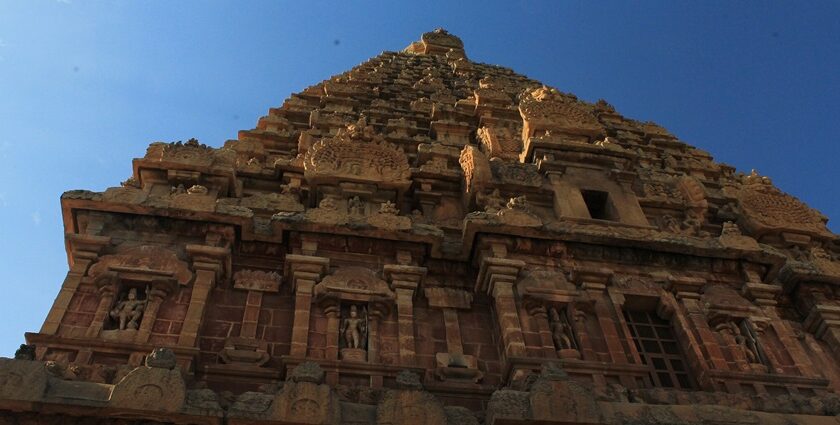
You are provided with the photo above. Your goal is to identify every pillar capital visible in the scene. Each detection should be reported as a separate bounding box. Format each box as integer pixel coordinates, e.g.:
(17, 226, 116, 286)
(186, 244, 231, 282)
(284, 254, 330, 293)
(476, 256, 525, 296)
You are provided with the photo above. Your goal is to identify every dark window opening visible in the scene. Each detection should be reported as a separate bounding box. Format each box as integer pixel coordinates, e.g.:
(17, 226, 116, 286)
(624, 310, 694, 390)
(581, 189, 613, 221)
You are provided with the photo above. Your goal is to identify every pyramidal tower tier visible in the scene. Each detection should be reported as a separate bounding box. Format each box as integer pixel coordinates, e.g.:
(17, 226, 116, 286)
(4, 29, 840, 425)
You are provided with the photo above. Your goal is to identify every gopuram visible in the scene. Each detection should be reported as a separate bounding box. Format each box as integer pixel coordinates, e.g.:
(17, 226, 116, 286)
(3, 29, 840, 424)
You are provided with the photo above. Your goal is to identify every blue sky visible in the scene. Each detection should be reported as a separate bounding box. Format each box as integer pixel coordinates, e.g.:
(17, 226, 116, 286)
(0, 1, 838, 356)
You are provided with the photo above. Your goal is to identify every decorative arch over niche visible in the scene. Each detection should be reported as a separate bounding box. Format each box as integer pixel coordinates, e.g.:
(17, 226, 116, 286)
(86, 245, 193, 343)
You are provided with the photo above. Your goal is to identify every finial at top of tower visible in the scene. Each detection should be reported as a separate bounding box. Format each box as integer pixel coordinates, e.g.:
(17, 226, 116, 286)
(404, 28, 466, 59)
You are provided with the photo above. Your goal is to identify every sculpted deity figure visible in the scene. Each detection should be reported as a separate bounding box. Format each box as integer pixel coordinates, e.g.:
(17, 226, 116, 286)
(379, 200, 399, 216)
(506, 195, 529, 211)
(109, 287, 148, 330)
(732, 323, 760, 364)
(549, 307, 574, 350)
(340, 305, 368, 349)
(319, 195, 338, 210)
(476, 189, 504, 214)
(660, 214, 681, 234)
(348, 196, 365, 216)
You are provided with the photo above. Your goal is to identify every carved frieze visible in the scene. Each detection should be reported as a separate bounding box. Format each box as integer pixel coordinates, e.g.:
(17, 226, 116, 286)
(519, 86, 603, 138)
(735, 174, 830, 238)
(303, 132, 410, 187)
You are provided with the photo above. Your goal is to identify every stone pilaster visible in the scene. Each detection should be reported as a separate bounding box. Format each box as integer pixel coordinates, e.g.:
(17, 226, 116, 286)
(283, 254, 330, 358)
(574, 268, 627, 364)
(85, 272, 117, 338)
(523, 301, 556, 358)
(669, 276, 729, 371)
(41, 234, 111, 335)
(477, 257, 526, 359)
(178, 244, 230, 347)
(424, 287, 474, 357)
(384, 263, 427, 365)
(135, 284, 168, 343)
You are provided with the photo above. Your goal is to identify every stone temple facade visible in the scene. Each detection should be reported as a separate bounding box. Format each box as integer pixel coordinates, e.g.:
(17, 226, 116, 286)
(3, 29, 840, 424)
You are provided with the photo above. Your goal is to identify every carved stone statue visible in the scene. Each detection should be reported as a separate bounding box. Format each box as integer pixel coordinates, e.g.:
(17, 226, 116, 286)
(109, 287, 148, 330)
(348, 196, 364, 217)
(341, 305, 367, 349)
(549, 308, 574, 350)
(379, 201, 398, 216)
(476, 189, 504, 214)
(732, 324, 760, 365)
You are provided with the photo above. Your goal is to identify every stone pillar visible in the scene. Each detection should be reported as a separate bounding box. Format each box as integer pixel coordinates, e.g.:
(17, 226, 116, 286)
(241, 291, 264, 339)
(320, 298, 341, 360)
(524, 301, 556, 358)
(284, 255, 330, 358)
(574, 268, 627, 364)
(477, 257, 526, 359)
(384, 263, 427, 366)
(570, 307, 597, 361)
(743, 280, 816, 377)
(85, 272, 117, 338)
(442, 308, 464, 355)
(178, 244, 230, 347)
(41, 234, 110, 335)
(670, 277, 729, 371)
(136, 285, 168, 343)
(425, 287, 474, 354)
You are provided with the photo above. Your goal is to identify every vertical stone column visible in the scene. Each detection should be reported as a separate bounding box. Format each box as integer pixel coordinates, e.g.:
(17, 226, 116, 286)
(241, 291, 264, 339)
(178, 244, 230, 347)
(669, 277, 729, 372)
(320, 297, 341, 360)
(384, 263, 426, 366)
(41, 234, 111, 335)
(85, 272, 117, 338)
(442, 308, 464, 355)
(425, 287, 474, 358)
(284, 255, 330, 358)
(523, 301, 556, 358)
(476, 256, 527, 360)
(743, 280, 816, 377)
(136, 284, 168, 343)
(570, 307, 597, 360)
(574, 268, 627, 364)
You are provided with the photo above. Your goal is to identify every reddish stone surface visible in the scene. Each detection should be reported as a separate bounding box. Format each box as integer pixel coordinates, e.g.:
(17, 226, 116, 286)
(4, 29, 840, 424)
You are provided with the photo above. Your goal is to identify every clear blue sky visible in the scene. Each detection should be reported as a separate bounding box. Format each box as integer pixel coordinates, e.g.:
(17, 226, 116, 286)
(1, 1, 838, 356)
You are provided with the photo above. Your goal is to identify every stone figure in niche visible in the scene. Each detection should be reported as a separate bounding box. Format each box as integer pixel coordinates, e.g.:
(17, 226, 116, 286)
(716, 320, 763, 370)
(379, 200, 399, 216)
(733, 322, 762, 366)
(660, 215, 681, 234)
(341, 305, 368, 349)
(348, 196, 365, 217)
(476, 188, 504, 214)
(318, 195, 338, 210)
(506, 195, 529, 212)
(549, 307, 574, 350)
(109, 287, 148, 330)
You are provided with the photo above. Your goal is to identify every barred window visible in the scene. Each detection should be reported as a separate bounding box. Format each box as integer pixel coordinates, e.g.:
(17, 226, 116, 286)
(624, 310, 694, 390)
